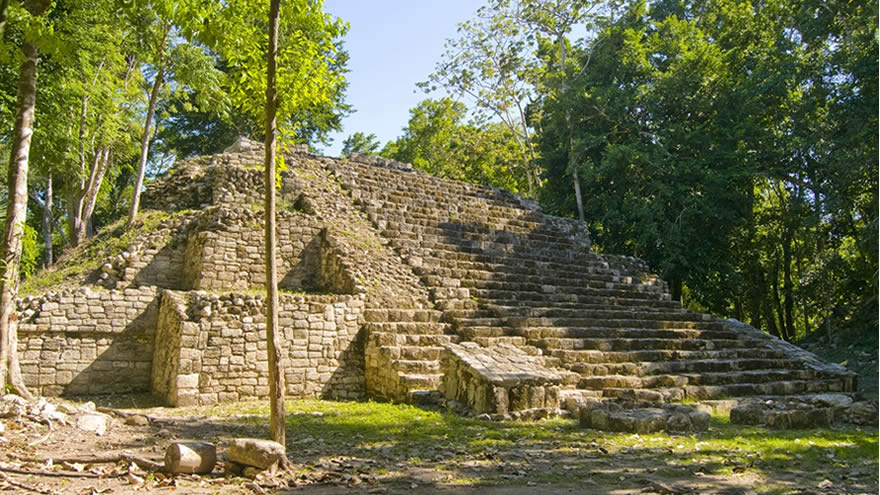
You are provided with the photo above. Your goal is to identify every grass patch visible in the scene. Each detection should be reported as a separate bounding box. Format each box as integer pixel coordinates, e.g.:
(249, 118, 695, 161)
(22, 210, 183, 295)
(170, 399, 877, 492)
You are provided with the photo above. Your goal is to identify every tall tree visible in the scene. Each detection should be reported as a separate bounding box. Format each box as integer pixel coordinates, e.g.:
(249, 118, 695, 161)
(0, 0, 52, 397)
(197, 0, 347, 449)
(422, 1, 543, 195)
(264, 0, 284, 449)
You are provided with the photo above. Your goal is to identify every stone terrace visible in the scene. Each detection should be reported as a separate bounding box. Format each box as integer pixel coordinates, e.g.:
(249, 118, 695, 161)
(15, 144, 857, 419)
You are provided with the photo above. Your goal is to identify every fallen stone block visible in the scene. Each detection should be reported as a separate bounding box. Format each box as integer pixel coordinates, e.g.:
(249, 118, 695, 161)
(76, 412, 111, 435)
(729, 395, 867, 429)
(227, 438, 285, 470)
(165, 441, 217, 474)
(579, 400, 710, 433)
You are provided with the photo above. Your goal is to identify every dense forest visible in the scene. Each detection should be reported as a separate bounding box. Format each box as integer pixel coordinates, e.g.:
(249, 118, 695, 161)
(1, 0, 877, 347)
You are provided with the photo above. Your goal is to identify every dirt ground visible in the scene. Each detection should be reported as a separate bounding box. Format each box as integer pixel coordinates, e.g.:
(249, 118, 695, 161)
(0, 394, 876, 495)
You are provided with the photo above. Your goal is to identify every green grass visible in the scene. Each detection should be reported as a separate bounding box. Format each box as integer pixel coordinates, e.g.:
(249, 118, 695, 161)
(174, 399, 878, 492)
(21, 210, 182, 295)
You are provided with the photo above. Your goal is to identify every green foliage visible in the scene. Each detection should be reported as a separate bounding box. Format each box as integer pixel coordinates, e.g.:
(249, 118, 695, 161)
(382, 98, 529, 193)
(198, 0, 349, 147)
(20, 209, 177, 294)
(341, 131, 380, 156)
(534, 0, 877, 340)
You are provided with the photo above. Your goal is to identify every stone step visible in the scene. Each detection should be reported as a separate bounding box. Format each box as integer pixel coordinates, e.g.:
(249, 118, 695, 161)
(455, 277, 665, 296)
(369, 332, 460, 347)
(363, 321, 449, 335)
(458, 326, 518, 339)
(376, 213, 539, 238)
(535, 337, 756, 352)
(386, 228, 582, 256)
(417, 264, 659, 289)
(362, 308, 445, 323)
(398, 373, 443, 391)
(508, 316, 724, 331)
(434, 298, 480, 311)
(577, 369, 820, 390)
(441, 308, 497, 320)
(595, 378, 853, 402)
(414, 250, 653, 280)
(339, 167, 528, 208)
(395, 239, 621, 271)
(484, 298, 683, 312)
(516, 325, 736, 341)
(352, 186, 537, 221)
(487, 304, 692, 319)
(467, 287, 670, 305)
(567, 358, 804, 377)
(350, 176, 533, 211)
(392, 359, 441, 374)
(548, 347, 788, 364)
(399, 345, 445, 361)
(467, 335, 529, 348)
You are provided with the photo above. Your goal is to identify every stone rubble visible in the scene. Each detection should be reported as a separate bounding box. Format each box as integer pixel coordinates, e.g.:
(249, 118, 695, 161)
(578, 400, 711, 434)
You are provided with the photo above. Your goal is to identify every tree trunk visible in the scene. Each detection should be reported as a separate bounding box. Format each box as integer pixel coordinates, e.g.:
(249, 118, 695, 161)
(128, 26, 169, 227)
(70, 147, 110, 245)
(782, 228, 795, 340)
(0, 40, 38, 398)
(264, 0, 285, 449)
(669, 277, 682, 302)
(771, 258, 789, 341)
(559, 33, 585, 222)
(41, 175, 52, 268)
(0, 0, 9, 41)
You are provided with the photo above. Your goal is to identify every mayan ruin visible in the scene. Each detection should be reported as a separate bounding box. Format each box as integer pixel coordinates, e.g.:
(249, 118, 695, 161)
(14, 143, 868, 433)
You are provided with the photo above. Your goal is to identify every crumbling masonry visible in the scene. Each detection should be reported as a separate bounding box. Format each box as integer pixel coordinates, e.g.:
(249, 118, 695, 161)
(15, 144, 857, 422)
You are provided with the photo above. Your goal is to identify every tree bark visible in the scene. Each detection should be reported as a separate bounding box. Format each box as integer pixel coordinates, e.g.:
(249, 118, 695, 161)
(41, 175, 52, 268)
(0, 40, 38, 398)
(559, 33, 585, 222)
(0, 0, 8, 41)
(128, 24, 169, 227)
(782, 228, 795, 340)
(265, 0, 285, 449)
(70, 147, 110, 246)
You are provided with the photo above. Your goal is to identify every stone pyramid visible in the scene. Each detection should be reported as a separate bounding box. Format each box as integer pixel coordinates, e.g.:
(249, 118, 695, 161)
(17, 145, 855, 420)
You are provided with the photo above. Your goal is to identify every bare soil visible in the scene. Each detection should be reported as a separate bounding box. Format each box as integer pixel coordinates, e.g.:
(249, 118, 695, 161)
(0, 394, 876, 495)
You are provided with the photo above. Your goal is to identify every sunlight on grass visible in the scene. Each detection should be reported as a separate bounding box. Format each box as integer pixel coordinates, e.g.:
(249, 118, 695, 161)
(170, 398, 877, 492)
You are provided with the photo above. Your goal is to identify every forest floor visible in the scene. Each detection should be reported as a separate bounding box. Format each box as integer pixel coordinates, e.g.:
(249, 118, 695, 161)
(0, 332, 876, 495)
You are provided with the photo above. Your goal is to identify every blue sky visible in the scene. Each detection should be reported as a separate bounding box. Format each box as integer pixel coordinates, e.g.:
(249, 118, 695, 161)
(320, 1, 481, 156)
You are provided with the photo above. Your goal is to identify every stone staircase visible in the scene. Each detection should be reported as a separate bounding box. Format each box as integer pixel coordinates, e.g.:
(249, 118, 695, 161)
(362, 308, 459, 402)
(331, 155, 856, 411)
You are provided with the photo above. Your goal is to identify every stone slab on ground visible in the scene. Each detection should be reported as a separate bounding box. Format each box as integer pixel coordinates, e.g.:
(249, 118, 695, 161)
(729, 394, 877, 428)
(226, 438, 285, 470)
(579, 400, 710, 433)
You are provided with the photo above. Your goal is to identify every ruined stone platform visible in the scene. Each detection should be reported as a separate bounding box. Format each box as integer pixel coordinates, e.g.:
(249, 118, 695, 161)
(16, 142, 858, 420)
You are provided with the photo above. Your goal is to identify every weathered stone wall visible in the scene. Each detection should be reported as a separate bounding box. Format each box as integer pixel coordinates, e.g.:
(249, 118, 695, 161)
(96, 213, 196, 290)
(152, 291, 366, 406)
(16, 287, 160, 396)
(151, 291, 189, 404)
(183, 208, 343, 293)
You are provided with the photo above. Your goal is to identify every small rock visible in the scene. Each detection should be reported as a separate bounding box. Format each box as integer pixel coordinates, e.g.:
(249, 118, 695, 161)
(76, 412, 110, 435)
(125, 414, 150, 426)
